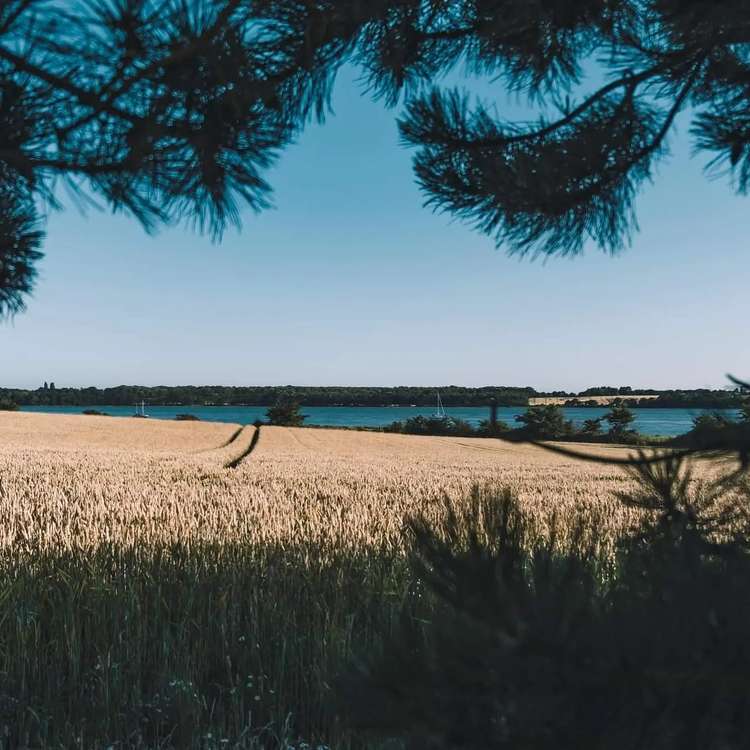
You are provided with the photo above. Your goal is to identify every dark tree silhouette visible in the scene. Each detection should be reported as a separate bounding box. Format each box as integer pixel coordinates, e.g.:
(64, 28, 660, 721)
(0, 397, 18, 411)
(514, 404, 573, 440)
(265, 399, 306, 426)
(2, 1, 750, 314)
(582, 417, 603, 436)
(605, 402, 636, 436)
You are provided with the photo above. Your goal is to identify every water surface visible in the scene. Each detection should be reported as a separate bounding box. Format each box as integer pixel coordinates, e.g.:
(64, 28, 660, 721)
(20, 405, 741, 437)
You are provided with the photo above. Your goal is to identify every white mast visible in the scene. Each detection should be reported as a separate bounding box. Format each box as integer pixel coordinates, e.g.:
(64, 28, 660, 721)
(434, 392, 447, 419)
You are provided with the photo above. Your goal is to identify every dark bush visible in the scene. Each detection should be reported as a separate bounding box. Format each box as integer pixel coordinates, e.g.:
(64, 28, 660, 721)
(605, 403, 636, 438)
(514, 405, 574, 440)
(581, 418, 602, 435)
(672, 410, 750, 458)
(476, 418, 511, 437)
(266, 401, 306, 427)
(386, 415, 476, 437)
(342, 455, 750, 749)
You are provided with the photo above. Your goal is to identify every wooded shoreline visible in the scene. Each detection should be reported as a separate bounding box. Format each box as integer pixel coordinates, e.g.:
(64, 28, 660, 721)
(2, 384, 745, 410)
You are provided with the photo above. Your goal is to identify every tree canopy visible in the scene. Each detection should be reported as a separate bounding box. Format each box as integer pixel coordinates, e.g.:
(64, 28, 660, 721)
(0, 383, 745, 409)
(2, 0, 749, 315)
(265, 399, 307, 426)
(605, 402, 636, 435)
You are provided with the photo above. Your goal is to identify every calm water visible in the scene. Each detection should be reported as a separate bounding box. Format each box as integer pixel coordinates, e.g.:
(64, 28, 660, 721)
(20, 405, 741, 437)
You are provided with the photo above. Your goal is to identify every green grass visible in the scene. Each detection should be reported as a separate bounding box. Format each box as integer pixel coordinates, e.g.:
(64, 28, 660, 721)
(0, 543, 413, 748)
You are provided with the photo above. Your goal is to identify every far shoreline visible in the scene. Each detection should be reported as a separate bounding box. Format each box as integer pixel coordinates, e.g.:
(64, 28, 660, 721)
(13, 403, 742, 441)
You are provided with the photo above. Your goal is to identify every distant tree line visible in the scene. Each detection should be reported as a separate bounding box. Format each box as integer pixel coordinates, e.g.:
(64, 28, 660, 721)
(0, 385, 535, 408)
(571, 388, 745, 409)
(579, 386, 657, 396)
(0, 385, 745, 409)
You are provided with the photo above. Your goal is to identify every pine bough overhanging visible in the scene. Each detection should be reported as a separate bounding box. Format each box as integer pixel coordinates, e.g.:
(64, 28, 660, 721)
(1, 0, 750, 314)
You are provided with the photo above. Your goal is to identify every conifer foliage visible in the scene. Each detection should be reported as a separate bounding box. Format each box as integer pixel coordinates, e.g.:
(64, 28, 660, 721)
(341, 458, 750, 749)
(0, 179, 43, 317)
(2, 2, 750, 314)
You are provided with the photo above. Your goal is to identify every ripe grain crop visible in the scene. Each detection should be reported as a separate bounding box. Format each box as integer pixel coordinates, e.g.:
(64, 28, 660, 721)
(0, 422, 646, 556)
(0, 410, 238, 454)
(528, 394, 660, 406)
(0, 415, 720, 747)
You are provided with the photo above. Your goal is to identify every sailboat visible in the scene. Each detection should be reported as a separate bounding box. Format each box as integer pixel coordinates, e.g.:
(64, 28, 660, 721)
(432, 392, 448, 420)
(133, 400, 149, 418)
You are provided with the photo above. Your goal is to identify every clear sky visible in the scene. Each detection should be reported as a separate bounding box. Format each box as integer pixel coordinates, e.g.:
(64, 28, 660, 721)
(1, 67, 748, 392)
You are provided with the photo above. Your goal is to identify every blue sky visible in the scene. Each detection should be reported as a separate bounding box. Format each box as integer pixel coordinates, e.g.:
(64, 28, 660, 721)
(1, 67, 748, 391)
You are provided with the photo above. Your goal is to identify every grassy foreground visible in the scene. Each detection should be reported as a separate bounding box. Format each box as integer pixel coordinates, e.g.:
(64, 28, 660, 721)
(0, 413, 720, 747)
(0, 543, 411, 747)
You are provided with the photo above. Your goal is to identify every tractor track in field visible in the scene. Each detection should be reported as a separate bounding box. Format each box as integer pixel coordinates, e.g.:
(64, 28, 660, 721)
(194, 425, 243, 454)
(225, 425, 261, 469)
(217, 425, 244, 449)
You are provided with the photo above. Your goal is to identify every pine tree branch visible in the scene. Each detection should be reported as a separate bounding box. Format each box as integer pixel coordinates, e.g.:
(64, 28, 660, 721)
(0, 0, 37, 36)
(94, 0, 247, 106)
(442, 64, 666, 153)
(0, 43, 141, 125)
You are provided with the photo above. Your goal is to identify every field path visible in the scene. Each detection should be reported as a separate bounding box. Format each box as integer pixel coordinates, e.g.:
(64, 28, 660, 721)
(209, 425, 243, 450)
(225, 426, 261, 469)
(189, 425, 258, 469)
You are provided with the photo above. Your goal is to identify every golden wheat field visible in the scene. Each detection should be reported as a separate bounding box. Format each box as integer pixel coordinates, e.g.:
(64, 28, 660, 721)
(0, 411, 661, 557)
(0, 411, 740, 747)
(529, 394, 660, 406)
(0, 410, 239, 453)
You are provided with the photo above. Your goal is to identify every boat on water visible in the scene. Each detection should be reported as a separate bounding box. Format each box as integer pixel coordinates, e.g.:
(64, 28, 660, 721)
(432, 392, 448, 420)
(133, 400, 149, 418)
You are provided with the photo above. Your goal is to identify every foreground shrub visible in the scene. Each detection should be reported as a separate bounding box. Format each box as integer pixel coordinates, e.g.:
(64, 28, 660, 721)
(342, 458, 750, 749)
(673, 410, 750, 456)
